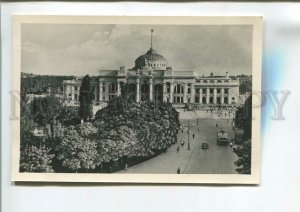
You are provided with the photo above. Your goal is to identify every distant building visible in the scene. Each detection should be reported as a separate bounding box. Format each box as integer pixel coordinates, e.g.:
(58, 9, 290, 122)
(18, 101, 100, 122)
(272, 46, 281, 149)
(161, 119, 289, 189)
(63, 30, 239, 106)
(237, 74, 252, 84)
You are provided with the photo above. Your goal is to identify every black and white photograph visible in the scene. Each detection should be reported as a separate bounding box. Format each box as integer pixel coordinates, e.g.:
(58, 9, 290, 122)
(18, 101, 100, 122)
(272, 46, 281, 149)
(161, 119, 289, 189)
(12, 16, 262, 183)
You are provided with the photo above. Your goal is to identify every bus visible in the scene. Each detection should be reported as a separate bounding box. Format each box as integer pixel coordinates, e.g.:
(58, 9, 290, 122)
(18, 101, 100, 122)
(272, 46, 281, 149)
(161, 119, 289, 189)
(217, 130, 229, 146)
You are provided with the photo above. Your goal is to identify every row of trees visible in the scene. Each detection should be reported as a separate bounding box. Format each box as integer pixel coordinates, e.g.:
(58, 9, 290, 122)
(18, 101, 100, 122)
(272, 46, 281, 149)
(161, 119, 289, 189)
(233, 95, 252, 174)
(20, 75, 180, 173)
(21, 73, 74, 95)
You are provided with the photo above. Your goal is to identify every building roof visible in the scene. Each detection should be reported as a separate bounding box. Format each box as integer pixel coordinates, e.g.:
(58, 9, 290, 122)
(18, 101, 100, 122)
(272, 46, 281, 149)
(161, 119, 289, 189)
(99, 70, 118, 76)
(135, 48, 167, 63)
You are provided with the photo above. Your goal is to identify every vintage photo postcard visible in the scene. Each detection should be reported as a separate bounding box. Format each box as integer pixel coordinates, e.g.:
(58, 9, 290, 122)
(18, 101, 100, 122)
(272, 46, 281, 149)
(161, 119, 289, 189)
(12, 16, 262, 184)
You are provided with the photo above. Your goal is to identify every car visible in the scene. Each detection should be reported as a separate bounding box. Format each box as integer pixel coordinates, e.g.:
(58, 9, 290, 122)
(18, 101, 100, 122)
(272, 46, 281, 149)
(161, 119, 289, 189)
(202, 142, 209, 149)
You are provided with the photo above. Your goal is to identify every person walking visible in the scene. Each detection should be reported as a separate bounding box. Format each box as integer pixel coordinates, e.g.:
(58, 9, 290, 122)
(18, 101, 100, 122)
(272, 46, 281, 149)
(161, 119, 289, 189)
(177, 146, 180, 153)
(181, 140, 185, 147)
(177, 167, 181, 174)
(216, 123, 218, 128)
(193, 133, 195, 139)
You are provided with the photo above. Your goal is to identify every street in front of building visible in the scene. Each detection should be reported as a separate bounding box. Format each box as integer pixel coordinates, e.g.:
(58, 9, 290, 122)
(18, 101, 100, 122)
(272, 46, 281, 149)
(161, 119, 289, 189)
(118, 109, 238, 174)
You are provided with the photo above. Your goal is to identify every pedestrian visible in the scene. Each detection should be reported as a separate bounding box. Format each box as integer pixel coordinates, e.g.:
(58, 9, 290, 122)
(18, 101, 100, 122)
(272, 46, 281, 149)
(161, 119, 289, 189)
(198, 128, 200, 131)
(182, 129, 183, 133)
(193, 133, 195, 139)
(177, 167, 181, 174)
(181, 140, 185, 147)
(216, 123, 218, 128)
(124, 163, 128, 171)
(177, 146, 179, 153)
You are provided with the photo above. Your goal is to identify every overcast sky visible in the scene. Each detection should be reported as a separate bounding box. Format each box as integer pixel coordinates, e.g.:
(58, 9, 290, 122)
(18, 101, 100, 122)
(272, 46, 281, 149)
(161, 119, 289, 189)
(21, 24, 253, 76)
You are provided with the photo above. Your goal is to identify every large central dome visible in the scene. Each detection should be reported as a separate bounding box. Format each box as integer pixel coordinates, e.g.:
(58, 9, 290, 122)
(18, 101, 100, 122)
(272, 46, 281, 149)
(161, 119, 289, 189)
(134, 48, 168, 71)
(134, 30, 168, 71)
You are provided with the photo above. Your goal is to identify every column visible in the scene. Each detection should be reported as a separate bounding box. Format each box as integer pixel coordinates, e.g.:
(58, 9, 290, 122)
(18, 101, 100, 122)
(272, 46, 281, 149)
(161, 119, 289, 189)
(190, 83, 195, 103)
(183, 83, 188, 103)
(163, 82, 167, 102)
(199, 88, 202, 103)
(136, 78, 140, 103)
(221, 88, 224, 104)
(71, 86, 75, 100)
(117, 82, 121, 96)
(99, 82, 103, 102)
(94, 87, 97, 101)
(149, 78, 153, 101)
(213, 88, 217, 104)
(105, 83, 109, 101)
(206, 88, 209, 104)
(169, 82, 174, 103)
(77, 86, 80, 101)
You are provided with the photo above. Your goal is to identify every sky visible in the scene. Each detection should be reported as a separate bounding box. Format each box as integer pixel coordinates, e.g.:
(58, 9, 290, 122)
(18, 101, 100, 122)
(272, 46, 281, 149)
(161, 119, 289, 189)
(21, 24, 253, 76)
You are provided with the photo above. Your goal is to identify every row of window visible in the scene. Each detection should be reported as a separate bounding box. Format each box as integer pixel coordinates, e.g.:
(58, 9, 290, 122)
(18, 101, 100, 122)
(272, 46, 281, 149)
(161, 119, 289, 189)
(196, 79, 230, 83)
(195, 88, 229, 94)
(173, 96, 234, 104)
(144, 63, 166, 67)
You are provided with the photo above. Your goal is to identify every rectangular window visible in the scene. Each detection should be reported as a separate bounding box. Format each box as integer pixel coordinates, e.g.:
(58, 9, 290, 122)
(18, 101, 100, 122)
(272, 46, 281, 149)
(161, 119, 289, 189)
(210, 88, 214, 94)
(188, 88, 191, 94)
(217, 89, 221, 93)
(202, 88, 206, 93)
(224, 88, 229, 93)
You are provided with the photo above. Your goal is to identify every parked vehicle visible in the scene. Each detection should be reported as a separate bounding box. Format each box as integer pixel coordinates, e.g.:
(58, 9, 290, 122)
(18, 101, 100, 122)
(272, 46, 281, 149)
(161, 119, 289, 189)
(202, 142, 209, 149)
(217, 130, 228, 146)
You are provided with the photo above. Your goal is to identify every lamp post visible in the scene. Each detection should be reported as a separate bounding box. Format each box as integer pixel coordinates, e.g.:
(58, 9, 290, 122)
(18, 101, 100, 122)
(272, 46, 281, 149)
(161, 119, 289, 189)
(182, 120, 195, 151)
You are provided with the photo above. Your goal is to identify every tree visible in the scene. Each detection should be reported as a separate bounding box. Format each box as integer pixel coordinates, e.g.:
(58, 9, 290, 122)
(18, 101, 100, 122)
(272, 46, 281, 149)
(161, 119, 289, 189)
(57, 123, 99, 172)
(20, 145, 54, 173)
(31, 96, 62, 126)
(233, 139, 251, 174)
(79, 75, 93, 121)
(93, 96, 180, 164)
(59, 106, 81, 126)
(233, 95, 252, 174)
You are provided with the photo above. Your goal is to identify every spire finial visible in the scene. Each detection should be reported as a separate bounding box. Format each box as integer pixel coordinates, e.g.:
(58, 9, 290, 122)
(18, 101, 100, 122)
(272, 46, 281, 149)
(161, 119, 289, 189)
(151, 29, 154, 49)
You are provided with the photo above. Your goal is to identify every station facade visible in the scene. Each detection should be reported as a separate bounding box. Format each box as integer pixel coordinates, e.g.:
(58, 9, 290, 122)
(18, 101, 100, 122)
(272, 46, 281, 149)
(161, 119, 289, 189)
(63, 33, 239, 106)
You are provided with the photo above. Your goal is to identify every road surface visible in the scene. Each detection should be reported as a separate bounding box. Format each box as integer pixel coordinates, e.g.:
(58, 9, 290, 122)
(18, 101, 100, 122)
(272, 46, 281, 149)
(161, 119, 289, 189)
(118, 109, 238, 174)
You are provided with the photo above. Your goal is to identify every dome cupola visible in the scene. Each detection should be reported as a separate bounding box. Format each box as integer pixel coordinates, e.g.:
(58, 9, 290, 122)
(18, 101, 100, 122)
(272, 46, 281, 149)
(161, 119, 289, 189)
(134, 29, 168, 71)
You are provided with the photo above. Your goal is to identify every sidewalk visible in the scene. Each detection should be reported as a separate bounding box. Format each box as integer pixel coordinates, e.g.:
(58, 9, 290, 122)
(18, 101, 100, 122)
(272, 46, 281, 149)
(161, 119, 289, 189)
(117, 129, 203, 174)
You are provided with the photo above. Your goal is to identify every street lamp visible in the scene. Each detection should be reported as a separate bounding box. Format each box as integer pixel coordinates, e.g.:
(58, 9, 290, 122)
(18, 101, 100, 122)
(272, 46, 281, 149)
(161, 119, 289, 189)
(182, 120, 195, 151)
